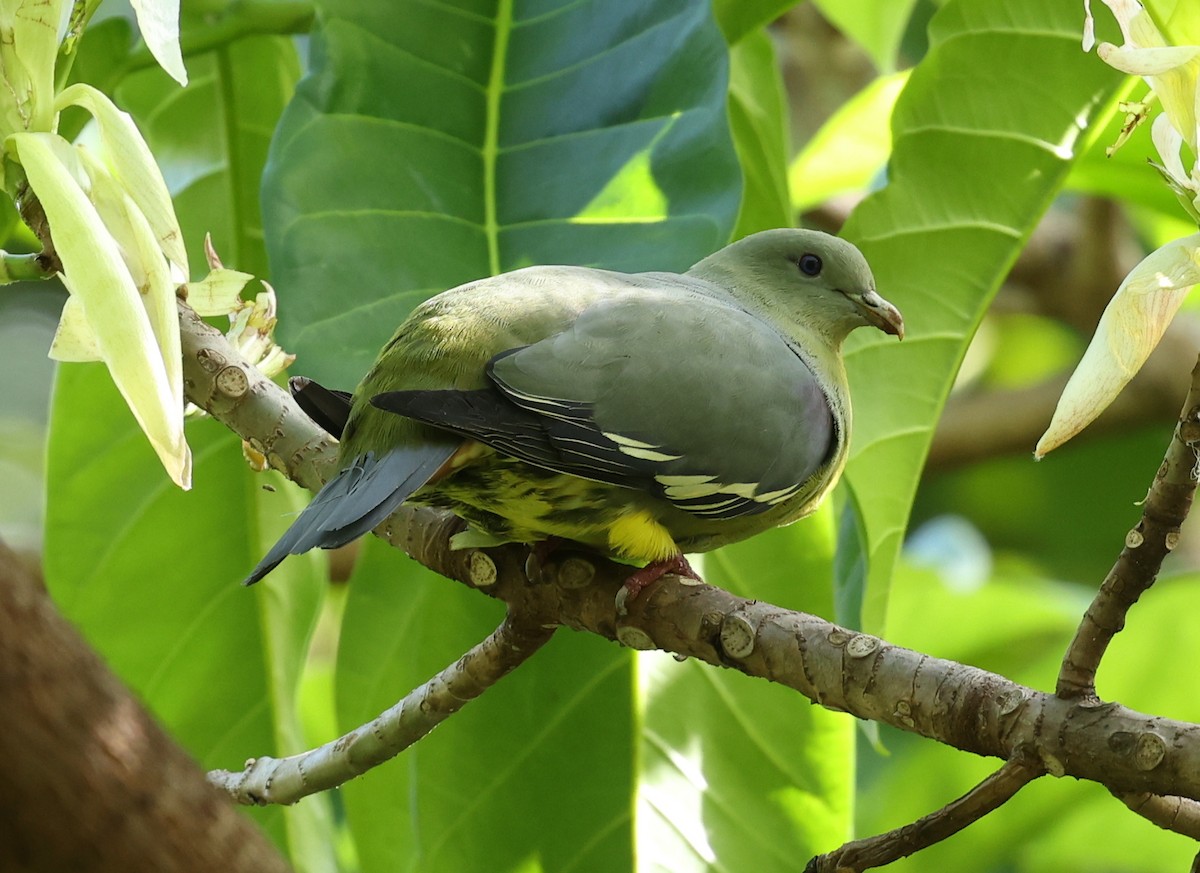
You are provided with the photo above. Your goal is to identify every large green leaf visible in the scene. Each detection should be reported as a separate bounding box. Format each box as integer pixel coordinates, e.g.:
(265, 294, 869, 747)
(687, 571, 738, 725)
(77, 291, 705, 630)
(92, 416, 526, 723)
(727, 28, 793, 238)
(262, 0, 741, 389)
(839, 0, 1125, 631)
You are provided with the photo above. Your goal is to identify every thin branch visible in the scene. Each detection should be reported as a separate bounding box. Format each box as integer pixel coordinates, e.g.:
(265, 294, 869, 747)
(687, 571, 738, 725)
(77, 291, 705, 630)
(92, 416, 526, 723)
(208, 612, 555, 806)
(1115, 790, 1200, 840)
(0, 250, 56, 283)
(1057, 355, 1200, 699)
(178, 298, 337, 493)
(807, 757, 1044, 873)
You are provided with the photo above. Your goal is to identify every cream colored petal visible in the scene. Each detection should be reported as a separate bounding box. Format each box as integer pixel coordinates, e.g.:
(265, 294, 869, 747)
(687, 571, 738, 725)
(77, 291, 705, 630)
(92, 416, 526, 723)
(186, 267, 254, 316)
(1097, 0, 1161, 47)
(1037, 234, 1200, 457)
(54, 83, 188, 275)
(1098, 43, 1200, 75)
(12, 131, 191, 488)
(76, 146, 182, 411)
(0, 0, 64, 135)
(1151, 112, 1189, 185)
(128, 0, 187, 86)
(1083, 0, 1096, 52)
(48, 293, 101, 362)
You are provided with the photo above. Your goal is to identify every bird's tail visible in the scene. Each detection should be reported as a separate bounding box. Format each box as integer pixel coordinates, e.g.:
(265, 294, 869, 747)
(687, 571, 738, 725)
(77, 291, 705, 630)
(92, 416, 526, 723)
(243, 442, 458, 586)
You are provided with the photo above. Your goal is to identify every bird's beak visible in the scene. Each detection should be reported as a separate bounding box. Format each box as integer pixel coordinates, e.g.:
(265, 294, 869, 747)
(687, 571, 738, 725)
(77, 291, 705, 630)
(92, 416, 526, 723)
(849, 289, 904, 340)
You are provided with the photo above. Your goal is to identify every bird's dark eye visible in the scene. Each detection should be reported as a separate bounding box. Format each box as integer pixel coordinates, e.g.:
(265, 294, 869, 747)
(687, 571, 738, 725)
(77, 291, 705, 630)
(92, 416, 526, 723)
(797, 253, 823, 277)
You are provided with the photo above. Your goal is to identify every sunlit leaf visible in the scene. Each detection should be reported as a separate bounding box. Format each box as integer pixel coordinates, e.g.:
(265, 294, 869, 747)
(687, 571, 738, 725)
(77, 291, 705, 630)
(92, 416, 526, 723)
(728, 29, 793, 237)
(790, 72, 909, 212)
(812, 0, 918, 73)
(839, 0, 1125, 631)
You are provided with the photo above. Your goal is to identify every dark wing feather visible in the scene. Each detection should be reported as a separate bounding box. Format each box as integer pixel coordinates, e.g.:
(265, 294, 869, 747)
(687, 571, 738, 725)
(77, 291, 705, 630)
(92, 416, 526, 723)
(370, 388, 643, 486)
(243, 443, 456, 585)
(290, 377, 353, 439)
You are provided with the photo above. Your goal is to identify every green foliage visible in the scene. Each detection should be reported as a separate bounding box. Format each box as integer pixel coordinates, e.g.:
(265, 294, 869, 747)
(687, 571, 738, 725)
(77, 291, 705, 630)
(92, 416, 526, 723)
(337, 539, 635, 872)
(812, 0, 919, 72)
(262, 0, 740, 388)
(838, 0, 1124, 630)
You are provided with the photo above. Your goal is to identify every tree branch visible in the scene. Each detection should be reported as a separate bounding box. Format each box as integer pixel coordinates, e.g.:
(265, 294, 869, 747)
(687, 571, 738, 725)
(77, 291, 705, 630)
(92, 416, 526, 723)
(807, 757, 1043, 872)
(1115, 790, 1200, 840)
(208, 610, 555, 806)
(1057, 355, 1200, 699)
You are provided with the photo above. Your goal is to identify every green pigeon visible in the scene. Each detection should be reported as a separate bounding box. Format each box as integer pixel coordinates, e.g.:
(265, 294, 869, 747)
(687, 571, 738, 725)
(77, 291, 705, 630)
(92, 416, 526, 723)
(245, 229, 903, 593)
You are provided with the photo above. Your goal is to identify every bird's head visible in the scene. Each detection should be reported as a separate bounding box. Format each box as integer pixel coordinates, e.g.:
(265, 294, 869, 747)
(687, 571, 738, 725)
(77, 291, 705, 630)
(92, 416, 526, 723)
(688, 228, 904, 346)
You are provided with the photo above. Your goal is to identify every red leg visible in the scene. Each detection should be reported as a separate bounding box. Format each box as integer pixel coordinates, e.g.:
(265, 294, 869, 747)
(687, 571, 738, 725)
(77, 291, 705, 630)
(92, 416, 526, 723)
(619, 554, 702, 605)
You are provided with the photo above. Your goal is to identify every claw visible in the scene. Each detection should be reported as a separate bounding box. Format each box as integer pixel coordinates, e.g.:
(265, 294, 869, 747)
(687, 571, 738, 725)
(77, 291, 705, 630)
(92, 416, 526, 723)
(525, 537, 566, 583)
(616, 554, 701, 614)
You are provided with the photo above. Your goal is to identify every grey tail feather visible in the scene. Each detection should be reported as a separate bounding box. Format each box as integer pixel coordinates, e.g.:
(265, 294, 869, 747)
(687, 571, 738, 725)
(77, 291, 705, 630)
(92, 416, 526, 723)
(243, 441, 458, 586)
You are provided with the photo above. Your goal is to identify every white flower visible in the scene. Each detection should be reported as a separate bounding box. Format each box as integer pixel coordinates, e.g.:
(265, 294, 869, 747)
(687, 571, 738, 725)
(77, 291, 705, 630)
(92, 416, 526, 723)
(1039, 234, 1200, 456)
(1040, 3, 1200, 455)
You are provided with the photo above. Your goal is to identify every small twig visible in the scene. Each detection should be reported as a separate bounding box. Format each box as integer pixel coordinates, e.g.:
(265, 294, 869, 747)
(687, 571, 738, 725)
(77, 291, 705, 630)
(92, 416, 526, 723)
(807, 757, 1043, 872)
(0, 251, 56, 284)
(1114, 790, 1200, 840)
(1057, 355, 1200, 699)
(207, 613, 555, 805)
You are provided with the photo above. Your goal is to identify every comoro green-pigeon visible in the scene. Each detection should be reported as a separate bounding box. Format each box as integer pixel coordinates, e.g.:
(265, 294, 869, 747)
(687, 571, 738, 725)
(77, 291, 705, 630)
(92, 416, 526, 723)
(245, 229, 903, 594)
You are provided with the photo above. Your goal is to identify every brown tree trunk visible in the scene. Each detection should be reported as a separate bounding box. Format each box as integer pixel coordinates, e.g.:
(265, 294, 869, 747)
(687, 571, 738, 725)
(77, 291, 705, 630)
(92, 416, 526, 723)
(0, 541, 290, 873)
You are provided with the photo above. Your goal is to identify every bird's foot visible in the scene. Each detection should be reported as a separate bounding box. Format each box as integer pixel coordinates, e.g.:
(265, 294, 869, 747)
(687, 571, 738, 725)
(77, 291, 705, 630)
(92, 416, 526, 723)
(525, 537, 567, 583)
(615, 554, 702, 615)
